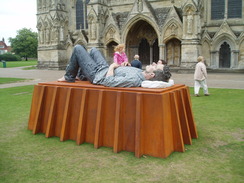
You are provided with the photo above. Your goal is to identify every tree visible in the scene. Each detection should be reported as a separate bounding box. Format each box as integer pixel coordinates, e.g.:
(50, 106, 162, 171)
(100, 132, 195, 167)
(9, 28, 38, 61)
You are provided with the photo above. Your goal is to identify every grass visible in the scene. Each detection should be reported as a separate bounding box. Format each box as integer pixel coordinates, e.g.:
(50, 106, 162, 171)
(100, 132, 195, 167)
(0, 78, 31, 84)
(0, 60, 37, 68)
(0, 86, 243, 183)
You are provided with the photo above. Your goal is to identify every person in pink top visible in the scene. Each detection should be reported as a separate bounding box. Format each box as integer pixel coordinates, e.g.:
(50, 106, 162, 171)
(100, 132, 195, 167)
(113, 44, 130, 66)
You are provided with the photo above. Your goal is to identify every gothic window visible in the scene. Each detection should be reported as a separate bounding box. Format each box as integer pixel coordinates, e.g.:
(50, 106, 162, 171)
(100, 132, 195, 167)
(219, 42, 231, 68)
(211, 0, 225, 20)
(228, 0, 242, 18)
(76, 0, 83, 29)
(76, 0, 90, 30)
(211, 0, 242, 20)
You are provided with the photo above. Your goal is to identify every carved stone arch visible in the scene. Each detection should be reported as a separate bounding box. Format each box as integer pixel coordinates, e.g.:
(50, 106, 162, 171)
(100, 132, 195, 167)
(74, 39, 87, 48)
(103, 24, 120, 44)
(37, 17, 44, 30)
(87, 8, 98, 22)
(122, 15, 159, 64)
(52, 12, 61, 26)
(213, 35, 237, 68)
(201, 31, 212, 44)
(122, 14, 160, 43)
(44, 18, 50, 28)
(238, 32, 244, 45)
(162, 19, 183, 43)
(213, 34, 236, 51)
(182, 3, 197, 14)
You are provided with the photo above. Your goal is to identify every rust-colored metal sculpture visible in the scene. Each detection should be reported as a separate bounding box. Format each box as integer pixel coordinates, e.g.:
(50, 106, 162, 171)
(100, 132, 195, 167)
(28, 81, 198, 158)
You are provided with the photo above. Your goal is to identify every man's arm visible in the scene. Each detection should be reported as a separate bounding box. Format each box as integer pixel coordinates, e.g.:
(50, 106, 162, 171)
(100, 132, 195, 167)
(106, 63, 120, 77)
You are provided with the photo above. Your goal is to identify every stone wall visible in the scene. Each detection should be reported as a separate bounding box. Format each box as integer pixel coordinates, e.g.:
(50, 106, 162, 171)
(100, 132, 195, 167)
(36, 0, 244, 70)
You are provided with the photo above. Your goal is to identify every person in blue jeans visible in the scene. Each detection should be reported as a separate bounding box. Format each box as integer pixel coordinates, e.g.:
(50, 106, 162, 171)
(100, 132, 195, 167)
(58, 45, 171, 87)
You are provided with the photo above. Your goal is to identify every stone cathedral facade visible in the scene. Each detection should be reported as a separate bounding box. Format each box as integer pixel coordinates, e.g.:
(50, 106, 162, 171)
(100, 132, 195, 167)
(36, 0, 244, 70)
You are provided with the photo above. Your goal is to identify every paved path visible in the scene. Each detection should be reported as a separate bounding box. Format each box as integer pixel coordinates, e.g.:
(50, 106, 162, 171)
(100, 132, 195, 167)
(0, 67, 244, 89)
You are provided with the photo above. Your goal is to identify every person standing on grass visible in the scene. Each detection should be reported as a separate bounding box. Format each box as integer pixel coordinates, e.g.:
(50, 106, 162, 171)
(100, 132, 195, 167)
(194, 56, 210, 97)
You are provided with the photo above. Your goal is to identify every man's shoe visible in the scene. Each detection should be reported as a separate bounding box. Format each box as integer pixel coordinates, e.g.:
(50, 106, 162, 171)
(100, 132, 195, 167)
(195, 94, 200, 97)
(204, 94, 210, 96)
(58, 76, 66, 82)
(58, 76, 75, 83)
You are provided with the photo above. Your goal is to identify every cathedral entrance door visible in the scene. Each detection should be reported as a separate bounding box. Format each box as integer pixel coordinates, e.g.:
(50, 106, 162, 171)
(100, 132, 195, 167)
(139, 38, 150, 65)
(126, 20, 158, 66)
(219, 42, 231, 68)
(166, 38, 181, 66)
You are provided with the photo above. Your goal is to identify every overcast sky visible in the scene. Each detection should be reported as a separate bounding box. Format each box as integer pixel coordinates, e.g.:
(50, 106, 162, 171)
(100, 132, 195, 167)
(0, 0, 37, 45)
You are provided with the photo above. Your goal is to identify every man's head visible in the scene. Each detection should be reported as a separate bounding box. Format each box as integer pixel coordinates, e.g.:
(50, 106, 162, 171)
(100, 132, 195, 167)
(144, 63, 171, 82)
(151, 66, 171, 82)
(134, 54, 139, 60)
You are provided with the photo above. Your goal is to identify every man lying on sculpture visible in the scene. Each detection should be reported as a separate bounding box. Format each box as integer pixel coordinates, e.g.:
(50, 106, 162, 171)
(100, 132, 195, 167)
(58, 45, 172, 88)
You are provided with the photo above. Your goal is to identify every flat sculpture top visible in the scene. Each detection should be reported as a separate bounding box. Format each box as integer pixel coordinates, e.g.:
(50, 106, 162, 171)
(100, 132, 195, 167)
(38, 81, 185, 94)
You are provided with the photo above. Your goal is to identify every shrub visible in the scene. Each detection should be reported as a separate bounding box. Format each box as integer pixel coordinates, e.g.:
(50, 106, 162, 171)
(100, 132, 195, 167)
(0, 53, 22, 61)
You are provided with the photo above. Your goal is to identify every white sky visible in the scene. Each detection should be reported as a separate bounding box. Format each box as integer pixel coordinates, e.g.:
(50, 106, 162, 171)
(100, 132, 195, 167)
(0, 0, 37, 45)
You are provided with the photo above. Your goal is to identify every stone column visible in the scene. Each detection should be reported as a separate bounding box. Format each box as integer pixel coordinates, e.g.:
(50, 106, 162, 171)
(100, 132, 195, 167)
(231, 50, 239, 68)
(181, 6, 201, 68)
(181, 40, 201, 68)
(210, 51, 219, 68)
(150, 45, 153, 64)
(159, 44, 165, 60)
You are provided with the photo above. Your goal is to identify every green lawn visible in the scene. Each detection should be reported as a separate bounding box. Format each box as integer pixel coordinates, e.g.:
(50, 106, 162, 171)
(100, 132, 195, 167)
(0, 60, 37, 68)
(0, 78, 30, 84)
(0, 86, 243, 183)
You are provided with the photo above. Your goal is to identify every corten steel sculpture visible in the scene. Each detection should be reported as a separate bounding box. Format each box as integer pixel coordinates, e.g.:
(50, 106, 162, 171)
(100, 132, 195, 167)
(28, 81, 198, 158)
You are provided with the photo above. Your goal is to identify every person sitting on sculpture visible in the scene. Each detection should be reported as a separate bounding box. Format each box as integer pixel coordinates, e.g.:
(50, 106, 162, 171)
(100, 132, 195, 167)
(58, 44, 172, 88)
(113, 44, 130, 66)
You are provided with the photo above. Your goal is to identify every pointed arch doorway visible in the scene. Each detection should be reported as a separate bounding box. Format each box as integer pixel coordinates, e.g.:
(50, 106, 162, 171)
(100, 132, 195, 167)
(126, 20, 158, 65)
(219, 42, 231, 68)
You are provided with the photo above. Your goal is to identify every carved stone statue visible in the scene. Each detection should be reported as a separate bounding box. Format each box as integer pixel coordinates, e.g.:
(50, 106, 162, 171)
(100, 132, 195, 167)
(52, 0, 56, 9)
(187, 11, 193, 34)
(90, 17, 97, 40)
(137, 0, 143, 12)
(45, 28, 50, 44)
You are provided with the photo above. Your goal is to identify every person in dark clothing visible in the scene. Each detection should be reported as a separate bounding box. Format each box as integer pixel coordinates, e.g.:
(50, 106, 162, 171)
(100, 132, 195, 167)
(131, 54, 142, 69)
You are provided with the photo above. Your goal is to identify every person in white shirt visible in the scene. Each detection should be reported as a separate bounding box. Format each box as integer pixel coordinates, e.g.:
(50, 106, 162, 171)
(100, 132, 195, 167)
(194, 56, 210, 97)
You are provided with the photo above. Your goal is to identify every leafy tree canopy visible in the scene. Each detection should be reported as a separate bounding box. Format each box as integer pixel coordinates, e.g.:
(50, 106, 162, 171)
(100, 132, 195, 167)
(9, 28, 38, 61)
